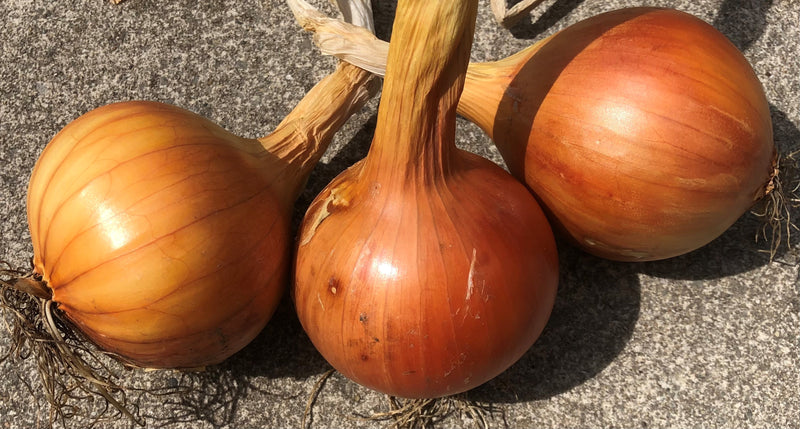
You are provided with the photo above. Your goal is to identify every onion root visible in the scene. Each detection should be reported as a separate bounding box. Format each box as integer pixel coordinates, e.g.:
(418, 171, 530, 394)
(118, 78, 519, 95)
(360, 393, 504, 429)
(0, 261, 142, 426)
(302, 368, 336, 429)
(752, 148, 800, 260)
(298, 366, 506, 429)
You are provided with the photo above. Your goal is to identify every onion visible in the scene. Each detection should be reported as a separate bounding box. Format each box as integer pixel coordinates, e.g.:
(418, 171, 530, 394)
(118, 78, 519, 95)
(293, 6, 777, 261)
(16, 62, 375, 369)
(460, 7, 776, 261)
(292, 0, 558, 399)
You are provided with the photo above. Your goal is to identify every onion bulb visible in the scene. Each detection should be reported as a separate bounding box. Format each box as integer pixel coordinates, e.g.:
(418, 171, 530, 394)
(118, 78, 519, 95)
(292, 6, 777, 261)
(20, 62, 375, 369)
(293, 0, 558, 399)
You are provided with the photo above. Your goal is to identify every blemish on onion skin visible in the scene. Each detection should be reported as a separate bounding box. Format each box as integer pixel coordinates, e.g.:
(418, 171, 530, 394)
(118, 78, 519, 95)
(443, 353, 467, 377)
(328, 276, 339, 295)
(359, 312, 368, 323)
(215, 327, 229, 350)
(466, 248, 477, 300)
(316, 293, 325, 310)
(582, 237, 650, 259)
(369, 182, 381, 198)
(300, 185, 352, 246)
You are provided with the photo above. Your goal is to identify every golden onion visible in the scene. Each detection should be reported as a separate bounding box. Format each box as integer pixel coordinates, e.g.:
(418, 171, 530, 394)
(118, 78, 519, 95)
(22, 62, 375, 368)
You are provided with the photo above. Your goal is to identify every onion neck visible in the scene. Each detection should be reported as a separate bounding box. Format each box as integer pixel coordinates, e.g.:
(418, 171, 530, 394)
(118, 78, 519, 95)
(363, 0, 478, 183)
(459, 62, 509, 141)
(258, 61, 377, 204)
(462, 39, 551, 132)
(460, 40, 551, 178)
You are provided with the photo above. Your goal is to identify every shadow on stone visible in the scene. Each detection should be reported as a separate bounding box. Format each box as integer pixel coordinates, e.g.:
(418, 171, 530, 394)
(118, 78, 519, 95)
(506, 0, 586, 40)
(712, 0, 773, 51)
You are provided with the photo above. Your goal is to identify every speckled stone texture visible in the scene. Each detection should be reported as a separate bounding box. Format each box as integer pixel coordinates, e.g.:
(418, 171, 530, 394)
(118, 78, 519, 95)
(1, 0, 798, 428)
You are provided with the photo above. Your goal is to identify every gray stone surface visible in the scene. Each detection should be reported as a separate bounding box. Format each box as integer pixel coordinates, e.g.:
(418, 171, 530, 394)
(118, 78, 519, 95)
(1, 0, 798, 428)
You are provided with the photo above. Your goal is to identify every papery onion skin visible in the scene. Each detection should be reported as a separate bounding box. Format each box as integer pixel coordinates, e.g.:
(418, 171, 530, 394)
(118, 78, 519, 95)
(459, 7, 776, 261)
(26, 101, 290, 368)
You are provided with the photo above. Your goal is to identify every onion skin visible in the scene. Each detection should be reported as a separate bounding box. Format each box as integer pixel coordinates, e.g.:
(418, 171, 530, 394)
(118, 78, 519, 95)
(25, 62, 375, 368)
(459, 7, 776, 261)
(293, 0, 558, 399)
